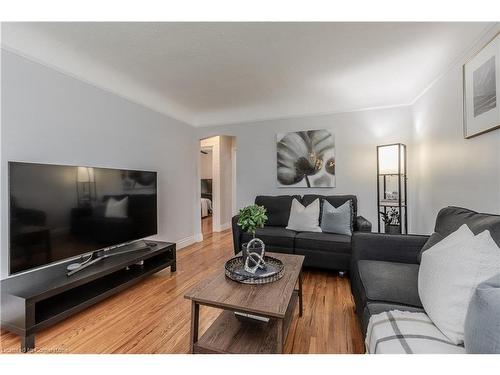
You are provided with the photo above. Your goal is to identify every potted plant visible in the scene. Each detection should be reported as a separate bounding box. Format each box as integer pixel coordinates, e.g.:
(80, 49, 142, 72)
(380, 208, 400, 234)
(237, 204, 268, 270)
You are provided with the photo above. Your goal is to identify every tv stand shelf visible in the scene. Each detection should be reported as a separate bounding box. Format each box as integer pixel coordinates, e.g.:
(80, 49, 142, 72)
(1, 241, 176, 352)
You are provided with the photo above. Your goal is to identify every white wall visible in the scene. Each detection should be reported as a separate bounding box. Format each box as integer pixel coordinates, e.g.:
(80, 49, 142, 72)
(412, 26, 500, 234)
(1, 49, 201, 278)
(200, 150, 213, 179)
(197, 106, 415, 231)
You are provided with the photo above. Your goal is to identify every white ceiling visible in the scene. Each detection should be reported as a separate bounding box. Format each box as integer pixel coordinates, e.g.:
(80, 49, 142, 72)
(1, 22, 494, 126)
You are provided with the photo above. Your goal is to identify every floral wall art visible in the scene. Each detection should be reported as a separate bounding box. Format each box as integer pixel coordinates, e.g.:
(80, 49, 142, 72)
(276, 129, 335, 188)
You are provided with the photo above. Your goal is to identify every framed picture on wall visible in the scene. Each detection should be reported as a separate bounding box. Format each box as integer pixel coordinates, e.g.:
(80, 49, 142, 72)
(276, 129, 335, 188)
(463, 32, 500, 139)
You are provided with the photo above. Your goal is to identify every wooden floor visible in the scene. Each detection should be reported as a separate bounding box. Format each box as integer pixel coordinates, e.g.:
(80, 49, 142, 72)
(201, 216, 212, 237)
(0, 229, 364, 354)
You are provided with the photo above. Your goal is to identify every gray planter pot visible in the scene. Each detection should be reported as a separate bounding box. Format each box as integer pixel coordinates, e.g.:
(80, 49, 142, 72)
(385, 224, 401, 235)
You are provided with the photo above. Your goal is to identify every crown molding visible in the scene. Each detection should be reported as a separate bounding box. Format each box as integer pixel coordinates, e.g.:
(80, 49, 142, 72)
(193, 103, 413, 128)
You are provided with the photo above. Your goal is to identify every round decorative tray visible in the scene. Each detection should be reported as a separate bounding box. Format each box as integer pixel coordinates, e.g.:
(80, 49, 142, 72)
(225, 255, 285, 284)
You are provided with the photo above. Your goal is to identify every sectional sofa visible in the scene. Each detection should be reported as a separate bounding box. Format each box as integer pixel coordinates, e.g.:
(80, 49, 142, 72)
(351, 206, 500, 353)
(350, 206, 500, 335)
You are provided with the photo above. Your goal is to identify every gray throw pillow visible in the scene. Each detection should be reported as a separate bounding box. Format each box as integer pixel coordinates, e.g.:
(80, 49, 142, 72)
(320, 200, 352, 236)
(464, 274, 500, 354)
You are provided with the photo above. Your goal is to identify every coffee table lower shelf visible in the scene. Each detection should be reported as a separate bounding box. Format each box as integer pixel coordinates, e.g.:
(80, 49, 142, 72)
(194, 291, 298, 354)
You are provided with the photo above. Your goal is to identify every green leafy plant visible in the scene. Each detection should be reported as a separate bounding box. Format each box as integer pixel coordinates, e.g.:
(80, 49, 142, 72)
(237, 204, 268, 237)
(380, 208, 400, 225)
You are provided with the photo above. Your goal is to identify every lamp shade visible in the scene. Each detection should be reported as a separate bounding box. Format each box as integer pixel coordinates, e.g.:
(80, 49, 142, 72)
(378, 144, 405, 175)
(77, 167, 95, 182)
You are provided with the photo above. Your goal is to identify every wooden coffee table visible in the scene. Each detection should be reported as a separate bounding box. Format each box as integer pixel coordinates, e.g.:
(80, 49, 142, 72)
(184, 252, 304, 354)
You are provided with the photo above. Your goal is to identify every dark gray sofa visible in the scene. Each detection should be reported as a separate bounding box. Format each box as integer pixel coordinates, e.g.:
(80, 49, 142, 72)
(232, 194, 372, 271)
(351, 206, 500, 335)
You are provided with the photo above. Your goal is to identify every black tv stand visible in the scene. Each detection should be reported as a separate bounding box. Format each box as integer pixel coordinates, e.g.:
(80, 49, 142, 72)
(66, 240, 155, 276)
(1, 240, 176, 352)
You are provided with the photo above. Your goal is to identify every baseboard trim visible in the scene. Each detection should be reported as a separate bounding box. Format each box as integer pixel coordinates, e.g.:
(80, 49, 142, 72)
(216, 222, 231, 232)
(176, 233, 203, 250)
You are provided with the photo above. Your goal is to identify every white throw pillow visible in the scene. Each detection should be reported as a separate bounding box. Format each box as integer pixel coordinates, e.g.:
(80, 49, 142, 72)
(104, 197, 129, 218)
(419, 225, 500, 345)
(286, 198, 321, 232)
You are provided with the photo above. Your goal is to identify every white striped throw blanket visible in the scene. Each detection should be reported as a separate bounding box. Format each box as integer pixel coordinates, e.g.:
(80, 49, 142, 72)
(365, 310, 465, 354)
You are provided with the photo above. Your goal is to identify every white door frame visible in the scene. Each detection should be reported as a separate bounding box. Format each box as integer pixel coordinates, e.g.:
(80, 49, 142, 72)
(200, 136, 221, 232)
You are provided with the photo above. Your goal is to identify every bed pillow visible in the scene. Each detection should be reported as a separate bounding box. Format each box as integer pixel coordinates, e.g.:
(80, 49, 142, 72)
(419, 225, 500, 345)
(320, 200, 353, 235)
(286, 198, 321, 232)
(104, 197, 129, 218)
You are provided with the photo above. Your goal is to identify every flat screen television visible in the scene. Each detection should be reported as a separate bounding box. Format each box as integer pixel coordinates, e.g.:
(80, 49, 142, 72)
(9, 162, 158, 275)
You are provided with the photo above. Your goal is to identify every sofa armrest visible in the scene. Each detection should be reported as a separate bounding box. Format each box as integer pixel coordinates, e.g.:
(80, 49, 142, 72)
(352, 232, 429, 265)
(355, 215, 372, 232)
(232, 215, 242, 255)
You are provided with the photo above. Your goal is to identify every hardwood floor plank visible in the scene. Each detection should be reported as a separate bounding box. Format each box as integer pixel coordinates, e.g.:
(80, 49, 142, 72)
(0, 229, 364, 354)
(201, 216, 213, 237)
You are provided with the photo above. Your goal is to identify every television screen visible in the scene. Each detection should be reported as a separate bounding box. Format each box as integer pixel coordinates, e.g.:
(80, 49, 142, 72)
(9, 162, 157, 275)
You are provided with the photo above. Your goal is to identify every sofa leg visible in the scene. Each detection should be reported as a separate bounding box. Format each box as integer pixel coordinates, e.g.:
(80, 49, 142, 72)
(338, 271, 346, 278)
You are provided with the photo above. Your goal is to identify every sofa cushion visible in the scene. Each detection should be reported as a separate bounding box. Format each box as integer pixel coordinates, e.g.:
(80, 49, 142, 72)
(255, 195, 301, 227)
(365, 310, 465, 354)
(366, 302, 425, 316)
(360, 302, 425, 335)
(294, 247, 351, 270)
(465, 274, 500, 354)
(358, 260, 422, 307)
(241, 226, 297, 251)
(418, 206, 500, 262)
(295, 231, 351, 253)
(302, 195, 357, 226)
